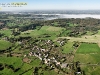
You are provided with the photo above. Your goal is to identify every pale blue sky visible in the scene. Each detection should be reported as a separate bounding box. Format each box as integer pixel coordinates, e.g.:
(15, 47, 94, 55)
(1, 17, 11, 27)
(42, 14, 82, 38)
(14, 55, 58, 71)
(0, 0, 100, 11)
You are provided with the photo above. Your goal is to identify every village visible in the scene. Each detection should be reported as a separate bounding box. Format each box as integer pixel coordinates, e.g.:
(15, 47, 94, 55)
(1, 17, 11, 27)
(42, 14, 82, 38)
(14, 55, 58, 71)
(0, 13, 100, 75)
(9, 36, 82, 75)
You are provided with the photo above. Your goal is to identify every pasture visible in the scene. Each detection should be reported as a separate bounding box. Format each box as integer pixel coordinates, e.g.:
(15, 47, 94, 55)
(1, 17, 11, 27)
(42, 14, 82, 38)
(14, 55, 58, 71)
(74, 53, 100, 63)
(0, 40, 12, 50)
(76, 43, 100, 54)
(59, 34, 100, 47)
(0, 57, 23, 68)
(74, 43, 100, 63)
(20, 26, 65, 40)
(0, 57, 39, 75)
(62, 42, 74, 53)
(80, 65, 100, 75)
(0, 29, 12, 37)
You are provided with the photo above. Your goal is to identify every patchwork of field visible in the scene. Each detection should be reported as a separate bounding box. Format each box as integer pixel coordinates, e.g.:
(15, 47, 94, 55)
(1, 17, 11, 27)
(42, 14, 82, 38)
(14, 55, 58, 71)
(0, 25, 100, 75)
(74, 43, 100, 75)
(0, 57, 58, 75)
(59, 34, 100, 47)
(74, 43, 100, 63)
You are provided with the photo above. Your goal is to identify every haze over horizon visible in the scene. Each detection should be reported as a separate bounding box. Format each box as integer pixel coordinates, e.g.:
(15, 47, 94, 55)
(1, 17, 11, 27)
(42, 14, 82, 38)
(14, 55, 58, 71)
(0, 0, 100, 11)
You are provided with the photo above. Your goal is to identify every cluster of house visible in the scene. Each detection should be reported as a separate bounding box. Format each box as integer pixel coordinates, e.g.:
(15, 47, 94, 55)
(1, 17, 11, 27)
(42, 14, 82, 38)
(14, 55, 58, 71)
(8, 37, 81, 74)
(28, 39, 82, 74)
(25, 39, 70, 69)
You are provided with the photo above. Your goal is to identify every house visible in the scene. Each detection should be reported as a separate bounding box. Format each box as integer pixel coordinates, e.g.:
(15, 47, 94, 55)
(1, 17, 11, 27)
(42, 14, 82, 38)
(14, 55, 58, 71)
(61, 63, 68, 68)
(76, 72, 81, 74)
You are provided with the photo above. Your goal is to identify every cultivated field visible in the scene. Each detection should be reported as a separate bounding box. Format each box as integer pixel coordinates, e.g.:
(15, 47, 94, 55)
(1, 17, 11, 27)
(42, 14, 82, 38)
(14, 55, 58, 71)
(0, 40, 12, 50)
(59, 34, 100, 47)
(74, 42, 100, 75)
(76, 43, 100, 53)
(20, 26, 64, 40)
(0, 29, 12, 37)
(62, 42, 74, 53)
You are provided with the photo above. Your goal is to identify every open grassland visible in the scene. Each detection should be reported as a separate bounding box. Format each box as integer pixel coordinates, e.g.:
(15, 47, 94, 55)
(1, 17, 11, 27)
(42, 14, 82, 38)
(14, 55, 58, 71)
(0, 40, 12, 50)
(59, 34, 100, 47)
(74, 53, 100, 74)
(74, 53, 100, 63)
(0, 57, 23, 68)
(0, 29, 12, 37)
(74, 42, 100, 74)
(21, 26, 64, 35)
(67, 22, 78, 27)
(43, 70, 58, 75)
(0, 57, 36, 75)
(97, 30, 100, 35)
(0, 56, 58, 75)
(80, 65, 100, 75)
(46, 26, 63, 31)
(74, 43, 100, 63)
(76, 43, 100, 53)
(91, 66, 100, 75)
(15, 63, 32, 75)
(62, 42, 74, 53)
(0, 68, 15, 75)
(20, 26, 65, 40)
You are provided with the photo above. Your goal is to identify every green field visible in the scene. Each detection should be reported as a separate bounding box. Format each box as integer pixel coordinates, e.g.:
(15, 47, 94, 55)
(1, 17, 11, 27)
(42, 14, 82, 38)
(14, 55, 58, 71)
(1, 16, 100, 75)
(74, 53, 100, 63)
(59, 34, 100, 47)
(0, 68, 15, 75)
(97, 30, 100, 35)
(62, 42, 74, 53)
(0, 40, 12, 50)
(76, 43, 100, 54)
(74, 43, 100, 74)
(80, 65, 100, 75)
(0, 56, 59, 75)
(0, 57, 38, 75)
(0, 29, 12, 37)
(19, 26, 64, 40)
(0, 57, 23, 68)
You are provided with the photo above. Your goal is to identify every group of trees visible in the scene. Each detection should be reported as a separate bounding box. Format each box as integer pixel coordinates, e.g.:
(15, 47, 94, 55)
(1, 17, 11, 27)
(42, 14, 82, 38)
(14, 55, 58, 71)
(1, 14, 100, 75)
(43, 18, 100, 36)
(1, 16, 100, 37)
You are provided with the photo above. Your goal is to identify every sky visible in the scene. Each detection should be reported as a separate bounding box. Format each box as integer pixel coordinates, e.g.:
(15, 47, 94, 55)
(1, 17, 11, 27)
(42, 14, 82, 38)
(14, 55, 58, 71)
(0, 0, 100, 11)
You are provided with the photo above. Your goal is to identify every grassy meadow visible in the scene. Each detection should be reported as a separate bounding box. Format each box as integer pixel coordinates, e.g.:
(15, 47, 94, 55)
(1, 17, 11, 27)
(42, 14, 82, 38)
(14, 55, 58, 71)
(0, 40, 12, 50)
(19, 26, 65, 40)
(76, 43, 100, 54)
(0, 29, 12, 37)
(62, 42, 74, 53)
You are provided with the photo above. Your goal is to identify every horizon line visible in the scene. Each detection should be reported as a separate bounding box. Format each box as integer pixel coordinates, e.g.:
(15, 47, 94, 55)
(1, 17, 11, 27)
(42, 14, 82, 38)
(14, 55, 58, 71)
(1, 9, 100, 12)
